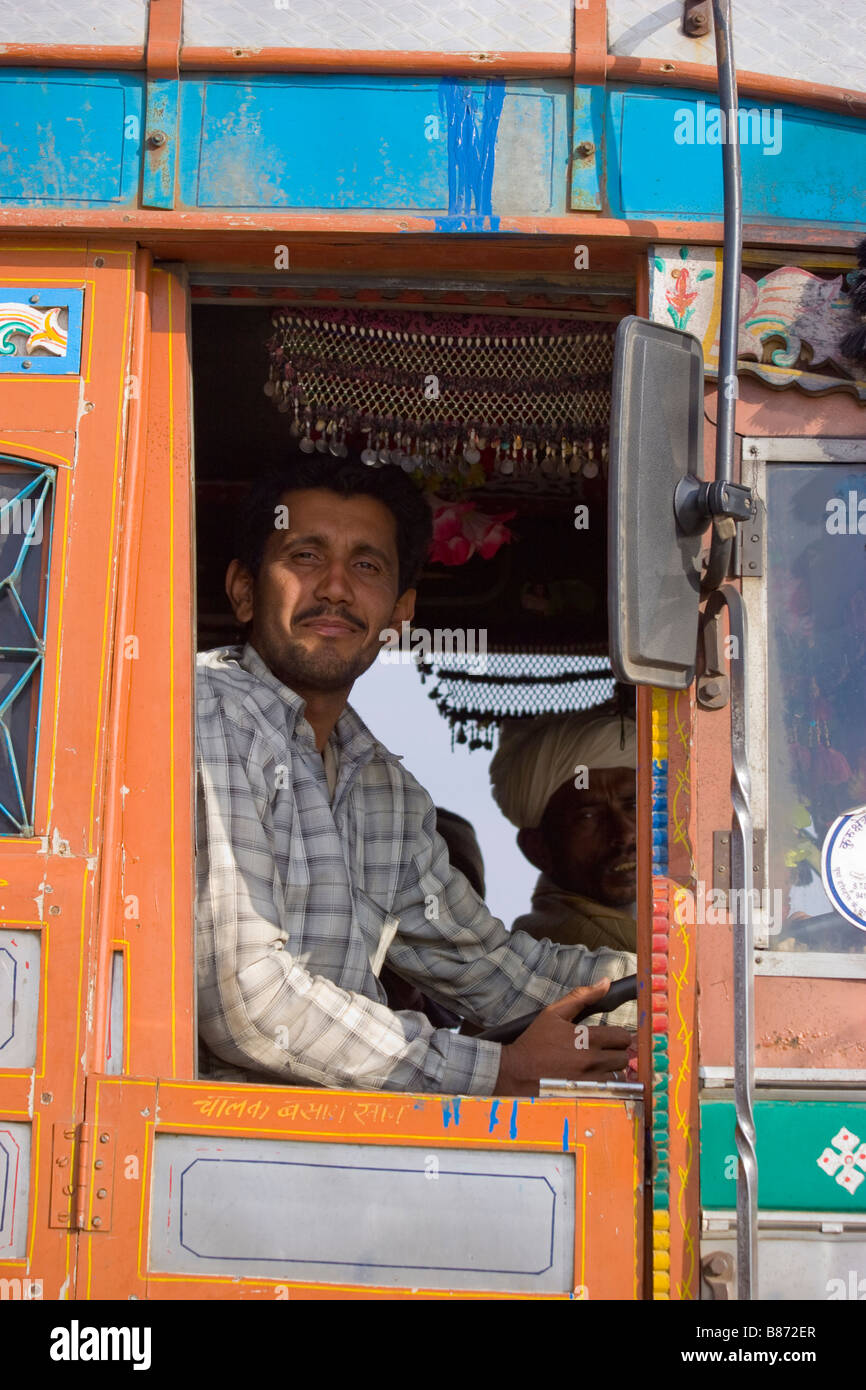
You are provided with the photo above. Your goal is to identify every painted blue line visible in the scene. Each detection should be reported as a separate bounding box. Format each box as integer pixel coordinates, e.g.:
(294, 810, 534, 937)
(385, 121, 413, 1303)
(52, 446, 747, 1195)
(434, 78, 504, 232)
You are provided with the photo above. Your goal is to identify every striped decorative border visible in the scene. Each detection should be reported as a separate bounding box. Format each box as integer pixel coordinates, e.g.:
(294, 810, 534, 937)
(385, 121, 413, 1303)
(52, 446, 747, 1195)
(650, 689, 671, 1298)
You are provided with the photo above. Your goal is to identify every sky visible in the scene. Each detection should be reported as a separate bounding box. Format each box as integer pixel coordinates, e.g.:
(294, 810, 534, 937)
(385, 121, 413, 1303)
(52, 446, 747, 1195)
(348, 654, 537, 927)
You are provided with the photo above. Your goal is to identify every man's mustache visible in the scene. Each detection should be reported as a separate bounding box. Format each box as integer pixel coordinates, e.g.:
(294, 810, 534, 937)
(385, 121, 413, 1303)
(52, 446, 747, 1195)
(294, 606, 366, 632)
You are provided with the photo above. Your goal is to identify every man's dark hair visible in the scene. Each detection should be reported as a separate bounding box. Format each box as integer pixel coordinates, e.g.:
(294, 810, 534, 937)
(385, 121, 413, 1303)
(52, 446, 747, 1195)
(235, 451, 433, 594)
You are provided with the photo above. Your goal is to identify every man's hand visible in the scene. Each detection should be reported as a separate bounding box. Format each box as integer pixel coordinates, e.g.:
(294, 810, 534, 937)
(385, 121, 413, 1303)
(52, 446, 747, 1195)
(493, 979, 633, 1097)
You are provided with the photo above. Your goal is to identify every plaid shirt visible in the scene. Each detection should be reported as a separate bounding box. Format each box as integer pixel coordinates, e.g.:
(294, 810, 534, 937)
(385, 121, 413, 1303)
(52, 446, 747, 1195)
(195, 644, 636, 1095)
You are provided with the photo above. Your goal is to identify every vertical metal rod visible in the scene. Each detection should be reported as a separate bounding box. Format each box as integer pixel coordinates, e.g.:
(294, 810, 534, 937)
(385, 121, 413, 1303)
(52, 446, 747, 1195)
(711, 0, 742, 483)
(707, 586, 758, 1299)
(703, 0, 743, 591)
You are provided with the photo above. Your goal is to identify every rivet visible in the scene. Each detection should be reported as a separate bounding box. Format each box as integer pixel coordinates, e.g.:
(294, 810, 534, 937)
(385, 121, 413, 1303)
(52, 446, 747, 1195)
(94, 257, 105, 268)
(94, 1159, 104, 1170)
(99, 1132, 110, 1144)
(49, 904, 60, 914)
(97, 1188, 107, 1199)
(748, 561, 757, 569)
(20, 360, 32, 370)
(83, 401, 94, 413)
(64, 1129, 75, 1140)
(92, 1216, 103, 1228)
(56, 1156, 68, 1168)
(147, 131, 167, 149)
(29, 294, 40, 305)
(57, 1212, 69, 1222)
(62, 1184, 73, 1195)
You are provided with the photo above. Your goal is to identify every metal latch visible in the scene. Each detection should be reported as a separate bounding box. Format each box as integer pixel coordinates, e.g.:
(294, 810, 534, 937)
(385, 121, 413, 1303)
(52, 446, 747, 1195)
(49, 1121, 115, 1231)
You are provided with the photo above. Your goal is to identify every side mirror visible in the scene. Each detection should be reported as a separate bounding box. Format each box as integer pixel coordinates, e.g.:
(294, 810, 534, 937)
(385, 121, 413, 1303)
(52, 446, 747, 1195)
(607, 316, 706, 689)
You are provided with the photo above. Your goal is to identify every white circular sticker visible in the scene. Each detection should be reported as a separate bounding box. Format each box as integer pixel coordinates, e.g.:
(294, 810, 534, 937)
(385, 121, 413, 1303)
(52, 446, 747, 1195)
(821, 806, 866, 932)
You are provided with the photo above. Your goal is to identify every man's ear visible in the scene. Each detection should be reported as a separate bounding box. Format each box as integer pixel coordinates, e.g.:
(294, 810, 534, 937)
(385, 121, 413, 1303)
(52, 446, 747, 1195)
(517, 826, 555, 876)
(389, 587, 416, 629)
(226, 559, 255, 625)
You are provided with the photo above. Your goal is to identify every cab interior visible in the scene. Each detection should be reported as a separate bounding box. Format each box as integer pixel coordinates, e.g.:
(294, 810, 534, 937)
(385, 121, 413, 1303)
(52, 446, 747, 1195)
(190, 275, 637, 940)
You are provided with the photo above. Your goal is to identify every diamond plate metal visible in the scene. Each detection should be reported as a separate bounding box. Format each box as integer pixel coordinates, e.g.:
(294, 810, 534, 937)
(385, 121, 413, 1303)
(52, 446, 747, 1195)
(182, 0, 572, 52)
(608, 0, 866, 95)
(1, 0, 146, 45)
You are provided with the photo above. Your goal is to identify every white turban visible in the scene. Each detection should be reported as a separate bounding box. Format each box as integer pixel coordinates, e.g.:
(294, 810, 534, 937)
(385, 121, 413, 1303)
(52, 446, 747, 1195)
(490, 711, 636, 830)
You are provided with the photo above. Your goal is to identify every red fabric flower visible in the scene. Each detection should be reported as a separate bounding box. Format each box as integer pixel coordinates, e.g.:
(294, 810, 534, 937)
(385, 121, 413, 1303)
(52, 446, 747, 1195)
(428, 498, 516, 566)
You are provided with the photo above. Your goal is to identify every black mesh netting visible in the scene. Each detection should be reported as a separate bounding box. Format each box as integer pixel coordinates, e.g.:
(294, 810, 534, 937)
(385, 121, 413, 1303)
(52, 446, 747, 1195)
(415, 649, 626, 750)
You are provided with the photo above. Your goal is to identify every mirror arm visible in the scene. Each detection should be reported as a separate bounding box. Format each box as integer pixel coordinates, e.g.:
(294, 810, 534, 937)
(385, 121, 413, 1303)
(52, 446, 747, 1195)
(701, 518, 736, 593)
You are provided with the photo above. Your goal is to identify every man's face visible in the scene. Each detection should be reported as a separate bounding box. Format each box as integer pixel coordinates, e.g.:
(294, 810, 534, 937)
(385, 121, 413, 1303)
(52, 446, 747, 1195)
(536, 766, 637, 908)
(226, 488, 414, 694)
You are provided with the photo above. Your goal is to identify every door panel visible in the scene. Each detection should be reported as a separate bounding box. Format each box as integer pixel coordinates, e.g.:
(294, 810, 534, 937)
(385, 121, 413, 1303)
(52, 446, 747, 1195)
(82, 1076, 642, 1301)
(0, 242, 143, 1298)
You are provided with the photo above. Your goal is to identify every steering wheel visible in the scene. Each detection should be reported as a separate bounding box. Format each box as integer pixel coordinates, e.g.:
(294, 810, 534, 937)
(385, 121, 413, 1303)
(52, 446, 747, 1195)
(473, 974, 638, 1044)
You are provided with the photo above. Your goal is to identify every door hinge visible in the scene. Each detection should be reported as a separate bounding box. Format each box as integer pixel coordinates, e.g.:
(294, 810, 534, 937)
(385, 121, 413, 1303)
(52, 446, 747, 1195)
(50, 1121, 115, 1232)
(713, 828, 768, 942)
(734, 496, 764, 577)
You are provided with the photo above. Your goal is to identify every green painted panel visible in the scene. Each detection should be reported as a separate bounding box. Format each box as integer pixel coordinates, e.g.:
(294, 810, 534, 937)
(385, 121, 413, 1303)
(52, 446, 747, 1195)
(701, 1099, 866, 1212)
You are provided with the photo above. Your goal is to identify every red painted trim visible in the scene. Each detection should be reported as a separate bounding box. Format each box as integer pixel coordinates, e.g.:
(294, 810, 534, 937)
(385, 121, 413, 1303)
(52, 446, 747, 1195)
(0, 210, 859, 252)
(179, 46, 571, 75)
(607, 55, 866, 119)
(146, 0, 183, 80)
(0, 45, 144, 67)
(573, 0, 607, 84)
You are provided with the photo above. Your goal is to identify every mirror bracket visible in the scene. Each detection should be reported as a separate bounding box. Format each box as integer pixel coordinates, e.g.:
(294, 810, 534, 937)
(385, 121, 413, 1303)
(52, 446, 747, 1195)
(674, 475, 754, 537)
(696, 600, 731, 710)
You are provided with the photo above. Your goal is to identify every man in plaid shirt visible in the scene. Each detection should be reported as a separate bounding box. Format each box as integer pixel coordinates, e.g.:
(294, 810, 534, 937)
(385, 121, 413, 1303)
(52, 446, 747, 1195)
(196, 454, 635, 1096)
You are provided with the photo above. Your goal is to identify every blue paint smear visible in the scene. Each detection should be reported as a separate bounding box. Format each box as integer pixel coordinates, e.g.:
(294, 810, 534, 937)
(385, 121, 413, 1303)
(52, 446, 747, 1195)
(452, 1097, 461, 1126)
(509, 1099, 519, 1140)
(488, 1100, 500, 1134)
(433, 78, 504, 232)
(562, 1118, 570, 1153)
(441, 1100, 452, 1128)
